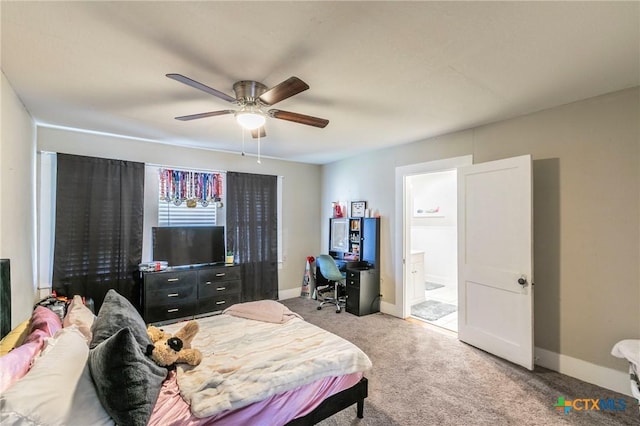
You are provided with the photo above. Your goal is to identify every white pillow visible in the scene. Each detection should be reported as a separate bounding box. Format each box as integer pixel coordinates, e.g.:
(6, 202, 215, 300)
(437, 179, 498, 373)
(0, 327, 114, 426)
(63, 295, 96, 343)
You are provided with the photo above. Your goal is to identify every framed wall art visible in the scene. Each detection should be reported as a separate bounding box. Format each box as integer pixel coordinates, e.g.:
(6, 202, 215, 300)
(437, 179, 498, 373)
(350, 201, 367, 218)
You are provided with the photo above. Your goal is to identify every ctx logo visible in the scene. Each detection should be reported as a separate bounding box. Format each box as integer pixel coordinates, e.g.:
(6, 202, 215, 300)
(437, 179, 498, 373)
(554, 396, 627, 414)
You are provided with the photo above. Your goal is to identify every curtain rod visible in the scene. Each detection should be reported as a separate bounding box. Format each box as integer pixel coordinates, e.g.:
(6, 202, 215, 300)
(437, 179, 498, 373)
(40, 155, 283, 178)
(145, 163, 226, 174)
(38, 153, 226, 174)
(146, 163, 284, 179)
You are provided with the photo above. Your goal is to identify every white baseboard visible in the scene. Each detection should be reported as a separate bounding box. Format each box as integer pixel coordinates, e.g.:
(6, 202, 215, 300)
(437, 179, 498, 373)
(535, 347, 633, 397)
(380, 300, 401, 317)
(37, 287, 51, 300)
(278, 287, 305, 301)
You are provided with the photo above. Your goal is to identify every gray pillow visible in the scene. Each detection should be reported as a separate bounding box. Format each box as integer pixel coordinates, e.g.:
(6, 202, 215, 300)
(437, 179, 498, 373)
(89, 327, 167, 426)
(90, 289, 151, 350)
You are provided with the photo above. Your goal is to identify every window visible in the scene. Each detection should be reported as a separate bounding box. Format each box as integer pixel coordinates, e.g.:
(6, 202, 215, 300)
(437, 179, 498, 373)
(158, 200, 217, 226)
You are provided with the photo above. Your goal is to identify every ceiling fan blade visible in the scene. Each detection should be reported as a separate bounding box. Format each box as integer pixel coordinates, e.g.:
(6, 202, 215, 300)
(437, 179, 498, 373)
(268, 109, 329, 128)
(259, 77, 309, 106)
(167, 73, 236, 103)
(175, 110, 235, 121)
(251, 127, 267, 139)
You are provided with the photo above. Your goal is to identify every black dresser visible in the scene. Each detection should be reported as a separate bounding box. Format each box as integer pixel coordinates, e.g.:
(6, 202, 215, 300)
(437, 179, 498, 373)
(141, 264, 241, 324)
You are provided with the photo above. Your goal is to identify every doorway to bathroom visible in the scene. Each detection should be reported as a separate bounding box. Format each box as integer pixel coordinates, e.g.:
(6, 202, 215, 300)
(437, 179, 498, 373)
(406, 170, 458, 332)
(396, 155, 472, 333)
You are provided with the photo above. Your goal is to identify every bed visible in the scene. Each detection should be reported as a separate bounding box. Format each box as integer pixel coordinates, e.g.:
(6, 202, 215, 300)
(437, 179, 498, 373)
(0, 289, 372, 425)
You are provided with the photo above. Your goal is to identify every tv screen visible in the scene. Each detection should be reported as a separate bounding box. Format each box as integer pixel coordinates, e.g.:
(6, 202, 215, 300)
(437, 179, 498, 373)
(152, 226, 225, 267)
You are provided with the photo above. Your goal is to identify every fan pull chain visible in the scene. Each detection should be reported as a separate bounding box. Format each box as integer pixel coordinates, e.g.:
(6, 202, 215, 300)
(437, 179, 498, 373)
(241, 128, 246, 156)
(257, 131, 261, 164)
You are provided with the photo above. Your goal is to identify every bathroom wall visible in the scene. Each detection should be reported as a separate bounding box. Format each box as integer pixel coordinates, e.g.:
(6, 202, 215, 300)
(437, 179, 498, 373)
(410, 170, 457, 286)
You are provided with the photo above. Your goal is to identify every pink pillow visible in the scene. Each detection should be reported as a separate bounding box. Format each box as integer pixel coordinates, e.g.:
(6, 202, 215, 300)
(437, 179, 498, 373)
(0, 306, 63, 393)
(29, 306, 63, 337)
(63, 295, 95, 343)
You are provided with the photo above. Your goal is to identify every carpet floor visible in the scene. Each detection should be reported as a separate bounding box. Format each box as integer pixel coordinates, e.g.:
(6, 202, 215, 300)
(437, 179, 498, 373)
(281, 297, 639, 426)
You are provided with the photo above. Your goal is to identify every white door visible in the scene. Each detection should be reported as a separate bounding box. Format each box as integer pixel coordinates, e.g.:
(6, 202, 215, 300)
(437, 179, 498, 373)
(457, 155, 533, 370)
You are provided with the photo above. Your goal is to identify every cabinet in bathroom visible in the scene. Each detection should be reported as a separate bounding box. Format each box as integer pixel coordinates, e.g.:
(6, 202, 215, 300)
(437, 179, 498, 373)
(409, 251, 426, 306)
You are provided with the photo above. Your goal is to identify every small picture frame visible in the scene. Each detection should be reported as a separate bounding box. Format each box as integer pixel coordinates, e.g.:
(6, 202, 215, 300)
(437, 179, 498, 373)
(350, 201, 367, 218)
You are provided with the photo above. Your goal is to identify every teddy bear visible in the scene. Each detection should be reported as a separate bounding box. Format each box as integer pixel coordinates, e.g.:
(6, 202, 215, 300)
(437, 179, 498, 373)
(146, 320, 203, 369)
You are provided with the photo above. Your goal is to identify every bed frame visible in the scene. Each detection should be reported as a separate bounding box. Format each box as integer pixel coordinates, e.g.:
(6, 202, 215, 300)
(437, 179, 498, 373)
(285, 377, 368, 425)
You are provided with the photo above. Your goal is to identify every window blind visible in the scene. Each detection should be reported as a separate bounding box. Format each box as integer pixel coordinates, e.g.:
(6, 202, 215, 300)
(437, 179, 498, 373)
(158, 201, 217, 226)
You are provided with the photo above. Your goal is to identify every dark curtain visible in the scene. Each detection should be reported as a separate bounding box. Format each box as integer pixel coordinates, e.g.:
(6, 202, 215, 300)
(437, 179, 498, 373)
(1, 259, 10, 339)
(226, 172, 278, 301)
(52, 154, 144, 312)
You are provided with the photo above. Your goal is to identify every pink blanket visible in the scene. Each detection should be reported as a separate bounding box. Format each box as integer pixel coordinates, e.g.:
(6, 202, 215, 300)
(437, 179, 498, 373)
(222, 300, 303, 323)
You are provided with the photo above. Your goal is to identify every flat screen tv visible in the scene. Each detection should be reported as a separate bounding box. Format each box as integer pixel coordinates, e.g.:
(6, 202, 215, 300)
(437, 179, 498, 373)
(152, 226, 226, 267)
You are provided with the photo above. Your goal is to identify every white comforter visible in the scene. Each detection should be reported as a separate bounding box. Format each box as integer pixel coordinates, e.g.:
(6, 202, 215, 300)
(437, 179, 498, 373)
(161, 312, 372, 418)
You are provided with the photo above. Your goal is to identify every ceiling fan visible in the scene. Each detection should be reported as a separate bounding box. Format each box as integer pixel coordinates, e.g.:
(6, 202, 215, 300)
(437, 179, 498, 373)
(167, 73, 329, 138)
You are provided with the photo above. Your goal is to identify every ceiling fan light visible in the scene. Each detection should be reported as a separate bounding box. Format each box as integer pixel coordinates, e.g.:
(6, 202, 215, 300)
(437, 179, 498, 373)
(236, 111, 266, 130)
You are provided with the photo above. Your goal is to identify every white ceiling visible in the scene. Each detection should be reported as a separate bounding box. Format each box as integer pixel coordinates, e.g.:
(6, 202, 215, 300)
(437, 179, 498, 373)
(2, 1, 638, 165)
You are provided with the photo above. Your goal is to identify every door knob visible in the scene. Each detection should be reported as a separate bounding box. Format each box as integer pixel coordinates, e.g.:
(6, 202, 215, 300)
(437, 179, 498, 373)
(517, 276, 527, 286)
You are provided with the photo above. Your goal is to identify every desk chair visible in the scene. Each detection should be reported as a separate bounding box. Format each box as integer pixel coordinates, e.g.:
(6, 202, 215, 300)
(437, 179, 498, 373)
(315, 255, 346, 313)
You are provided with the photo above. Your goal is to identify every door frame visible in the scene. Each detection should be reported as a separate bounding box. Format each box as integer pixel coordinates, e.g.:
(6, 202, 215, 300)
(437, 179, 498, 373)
(395, 155, 472, 319)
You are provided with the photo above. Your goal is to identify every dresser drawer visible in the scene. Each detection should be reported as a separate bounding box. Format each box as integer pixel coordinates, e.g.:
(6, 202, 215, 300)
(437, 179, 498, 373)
(346, 269, 360, 288)
(146, 302, 196, 324)
(197, 293, 241, 314)
(198, 266, 240, 284)
(346, 270, 360, 281)
(145, 283, 196, 306)
(145, 271, 197, 290)
(199, 279, 241, 299)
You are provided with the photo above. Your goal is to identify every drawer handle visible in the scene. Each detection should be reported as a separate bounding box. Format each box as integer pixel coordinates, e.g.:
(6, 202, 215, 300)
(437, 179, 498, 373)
(216, 287, 226, 291)
(167, 308, 179, 313)
(204, 281, 212, 285)
(215, 273, 226, 277)
(167, 278, 179, 282)
(215, 301, 226, 305)
(167, 293, 179, 297)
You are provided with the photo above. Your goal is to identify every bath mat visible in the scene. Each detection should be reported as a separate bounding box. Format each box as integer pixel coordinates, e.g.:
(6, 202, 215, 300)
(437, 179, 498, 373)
(425, 282, 445, 291)
(411, 300, 456, 322)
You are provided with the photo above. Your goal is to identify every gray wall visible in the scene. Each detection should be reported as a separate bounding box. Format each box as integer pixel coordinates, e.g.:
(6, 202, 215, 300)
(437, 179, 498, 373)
(322, 87, 639, 371)
(1, 73, 37, 326)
